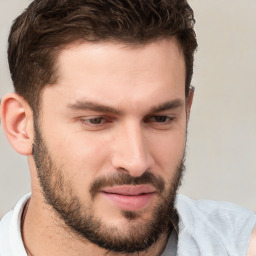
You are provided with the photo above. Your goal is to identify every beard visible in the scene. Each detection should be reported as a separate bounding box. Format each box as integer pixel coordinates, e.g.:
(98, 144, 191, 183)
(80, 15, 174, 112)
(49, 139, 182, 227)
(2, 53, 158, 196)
(32, 118, 185, 253)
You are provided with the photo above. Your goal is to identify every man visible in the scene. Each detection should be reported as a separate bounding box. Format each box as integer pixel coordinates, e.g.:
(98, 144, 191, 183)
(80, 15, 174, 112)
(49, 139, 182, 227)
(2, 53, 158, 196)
(0, 0, 255, 255)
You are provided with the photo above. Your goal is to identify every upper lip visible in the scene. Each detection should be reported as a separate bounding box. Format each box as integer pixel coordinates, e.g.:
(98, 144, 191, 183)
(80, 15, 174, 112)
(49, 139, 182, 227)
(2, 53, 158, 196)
(101, 185, 156, 196)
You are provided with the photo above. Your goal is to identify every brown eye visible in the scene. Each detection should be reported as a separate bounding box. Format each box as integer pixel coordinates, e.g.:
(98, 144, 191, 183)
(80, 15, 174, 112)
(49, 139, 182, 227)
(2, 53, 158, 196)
(81, 117, 106, 125)
(148, 116, 173, 123)
(88, 117, 105, 124)
(153, 116, 168, 122)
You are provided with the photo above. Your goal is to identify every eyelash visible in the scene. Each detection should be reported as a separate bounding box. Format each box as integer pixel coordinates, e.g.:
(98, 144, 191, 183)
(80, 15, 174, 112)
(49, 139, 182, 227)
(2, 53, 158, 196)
(146, 115, 174, 124)
(80, 115, 175, 128)
(80, 117, 108, 126)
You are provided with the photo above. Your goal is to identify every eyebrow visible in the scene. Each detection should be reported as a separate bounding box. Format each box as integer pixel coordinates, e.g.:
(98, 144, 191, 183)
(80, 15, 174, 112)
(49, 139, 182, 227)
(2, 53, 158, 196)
(67, 101, 122, 115)
(149, 99, 184, 113)
(67, 99, 184, 115)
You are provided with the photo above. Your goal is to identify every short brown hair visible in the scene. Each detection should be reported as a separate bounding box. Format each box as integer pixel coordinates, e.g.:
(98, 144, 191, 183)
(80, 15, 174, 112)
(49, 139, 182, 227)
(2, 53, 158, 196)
(8, 0, 197, 113)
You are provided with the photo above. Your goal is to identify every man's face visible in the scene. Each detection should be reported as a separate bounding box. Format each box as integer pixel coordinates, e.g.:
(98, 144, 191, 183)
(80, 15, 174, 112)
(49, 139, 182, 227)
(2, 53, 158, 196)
(32, 38, 190, 253)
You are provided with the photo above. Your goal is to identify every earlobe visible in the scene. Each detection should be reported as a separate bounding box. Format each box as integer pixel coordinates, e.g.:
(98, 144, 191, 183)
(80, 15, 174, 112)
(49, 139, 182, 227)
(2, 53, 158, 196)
(0, 93, 34, 155)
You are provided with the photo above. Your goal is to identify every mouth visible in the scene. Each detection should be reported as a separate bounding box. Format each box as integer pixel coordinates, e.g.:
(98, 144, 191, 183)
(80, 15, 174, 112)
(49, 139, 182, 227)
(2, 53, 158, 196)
(100, 185, 156, 212)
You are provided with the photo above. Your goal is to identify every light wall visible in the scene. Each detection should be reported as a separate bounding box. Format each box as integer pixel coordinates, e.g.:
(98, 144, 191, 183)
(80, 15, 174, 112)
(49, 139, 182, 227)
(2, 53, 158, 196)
(0, 0, 255, 218)
(181, 0, 256, 211)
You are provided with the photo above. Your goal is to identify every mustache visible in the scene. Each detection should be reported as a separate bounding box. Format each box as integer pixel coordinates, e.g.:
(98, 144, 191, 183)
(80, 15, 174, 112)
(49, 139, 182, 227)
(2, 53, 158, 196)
(90, 172, 165, 199)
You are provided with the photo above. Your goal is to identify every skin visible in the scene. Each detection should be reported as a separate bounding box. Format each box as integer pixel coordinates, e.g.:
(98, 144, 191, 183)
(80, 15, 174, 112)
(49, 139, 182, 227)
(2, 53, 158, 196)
(2, 38, 190, 255)
(2, 37, 254, 255)
(1, 39, 256, 256)
(248, 227, 256, 256)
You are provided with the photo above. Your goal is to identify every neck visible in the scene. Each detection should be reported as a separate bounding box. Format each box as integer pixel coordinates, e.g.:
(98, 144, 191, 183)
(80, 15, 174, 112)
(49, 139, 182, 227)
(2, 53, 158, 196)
(22, 194, 171, 256)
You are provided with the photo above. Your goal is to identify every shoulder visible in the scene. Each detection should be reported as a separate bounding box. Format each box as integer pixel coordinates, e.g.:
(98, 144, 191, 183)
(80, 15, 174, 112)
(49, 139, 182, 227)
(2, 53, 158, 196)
(0, 210, 14, 255)
(175, 194, 256, 256)
(176, 194, 256, 224)
(0, 193, 31, 256)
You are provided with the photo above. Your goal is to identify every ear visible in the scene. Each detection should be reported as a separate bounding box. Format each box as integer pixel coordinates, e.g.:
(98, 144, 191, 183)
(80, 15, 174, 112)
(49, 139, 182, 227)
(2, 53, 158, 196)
(1, 93, 34, 155)
(186, 86, 194, 119)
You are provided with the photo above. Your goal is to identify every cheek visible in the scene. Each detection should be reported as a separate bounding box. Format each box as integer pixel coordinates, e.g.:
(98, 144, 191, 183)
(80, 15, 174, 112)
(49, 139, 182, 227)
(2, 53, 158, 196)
(43, 131, 111, 198)
(46, 126, 109, 168)
(149, 129, 186, 173)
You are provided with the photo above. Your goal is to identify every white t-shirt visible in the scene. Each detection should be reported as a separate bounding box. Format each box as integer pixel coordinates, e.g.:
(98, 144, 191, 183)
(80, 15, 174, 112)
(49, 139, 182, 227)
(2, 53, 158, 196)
(0, 194, 30, 256)
(173, 194, 256, 256)
(1, 193, 255, 256)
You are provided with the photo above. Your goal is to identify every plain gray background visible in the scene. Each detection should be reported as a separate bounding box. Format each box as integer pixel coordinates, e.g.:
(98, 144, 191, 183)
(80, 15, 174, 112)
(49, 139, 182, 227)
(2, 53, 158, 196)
(1, 0, 256, 218)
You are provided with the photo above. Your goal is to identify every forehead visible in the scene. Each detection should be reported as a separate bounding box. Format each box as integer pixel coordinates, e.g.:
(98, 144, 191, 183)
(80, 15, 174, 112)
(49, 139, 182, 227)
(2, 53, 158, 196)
(57, 38, 185, 76)
(42, 38, 186, 112)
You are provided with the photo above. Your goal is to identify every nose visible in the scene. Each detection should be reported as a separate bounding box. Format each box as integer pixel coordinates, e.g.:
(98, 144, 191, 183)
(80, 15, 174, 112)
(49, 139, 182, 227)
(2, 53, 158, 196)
(111, 121, 154, 177)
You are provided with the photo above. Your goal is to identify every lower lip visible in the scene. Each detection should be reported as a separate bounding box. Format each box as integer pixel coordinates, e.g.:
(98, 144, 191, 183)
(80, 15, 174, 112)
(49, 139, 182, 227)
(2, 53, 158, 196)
(101, 192, 155, 212)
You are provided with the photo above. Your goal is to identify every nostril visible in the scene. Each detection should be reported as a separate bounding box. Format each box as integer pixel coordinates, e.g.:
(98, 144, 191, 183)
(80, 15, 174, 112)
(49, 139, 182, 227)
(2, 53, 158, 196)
(117, 167, 129, 173)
